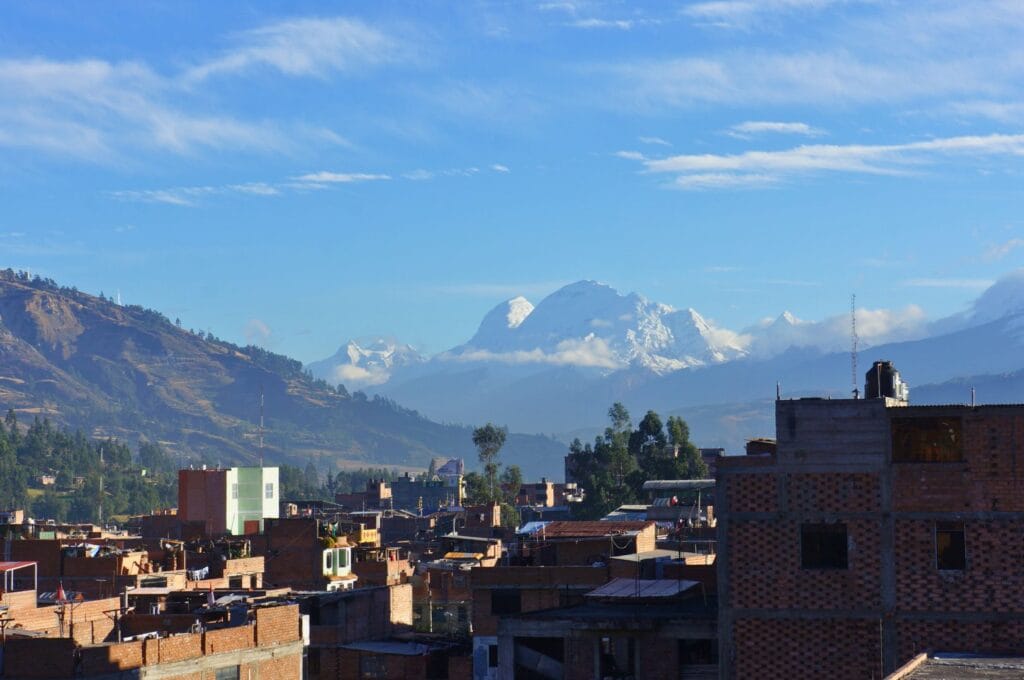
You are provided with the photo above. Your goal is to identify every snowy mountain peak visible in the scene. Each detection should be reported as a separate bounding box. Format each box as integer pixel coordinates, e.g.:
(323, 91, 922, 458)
(451, 280, 748, 374)
(307, 336, 424, 388)
(505, 296, 534, 329)
(971, 268, 1024, 324)
(777, 310, 799, 325)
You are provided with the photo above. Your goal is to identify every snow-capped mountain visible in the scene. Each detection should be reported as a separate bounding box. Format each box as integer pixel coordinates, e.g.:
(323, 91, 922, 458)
(309, 271, 1024, 454)
(449, 280, 747, 373)
(306, 337, 425, 388)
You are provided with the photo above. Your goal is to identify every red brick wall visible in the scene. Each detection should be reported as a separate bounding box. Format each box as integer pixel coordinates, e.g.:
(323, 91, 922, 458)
(729, 519, 882, 610)
(733, 618, 880, 680)
(78, 640, 144, 674)
(896, 619, 1024, 665)
(894, 519, 1024, 612)
(727, 473, 777, 513)
(256, 603, 300, 644)
(2, 638, 77, 678)
(203, 624, 254, 654)
(788, 473, 880, 512)
(152, 632, 203, 664)
(893, 414, 1024, 512)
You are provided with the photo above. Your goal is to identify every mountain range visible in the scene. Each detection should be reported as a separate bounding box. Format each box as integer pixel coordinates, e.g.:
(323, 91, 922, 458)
(309, 272, 1024, 452)
(0, 270, 565, 478)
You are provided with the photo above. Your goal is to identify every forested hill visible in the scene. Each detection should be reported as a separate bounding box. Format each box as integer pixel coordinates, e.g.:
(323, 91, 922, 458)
(0, 270, 565, 478)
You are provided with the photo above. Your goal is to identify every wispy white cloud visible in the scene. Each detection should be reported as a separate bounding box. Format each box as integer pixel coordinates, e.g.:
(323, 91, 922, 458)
(949, 100, 1024, 124)
(0, 58, 282, 159)
(746, 304, 928, 357)
(673, 173, 778, 190)
(727, 121, 824, 138)
(428, 280, 568, 298)
(403, 169, 435, 181)
(903, 277, 994, 289)
(490, 163, 511, 173)
(331, 363, 391, 388)
(244, 318, 273, 344)
(683, 0, 854, 29)
(293, 171, 391, 184)
(704, 265, 742, 273)
(443, 336, 623, 369)
(638, 136, 671, 146)
(569, 18, 634, 30)
(109, 181, 282, 205)
(625, 133, 1024, 190)
(983, 237, 1024, 262)
(184, 17, 403, 82)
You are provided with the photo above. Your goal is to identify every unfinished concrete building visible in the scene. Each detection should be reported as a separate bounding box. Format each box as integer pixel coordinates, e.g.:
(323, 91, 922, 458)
(718, 362, 1024, 679)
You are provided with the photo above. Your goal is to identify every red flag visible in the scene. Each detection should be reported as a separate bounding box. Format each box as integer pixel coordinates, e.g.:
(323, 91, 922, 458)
(56, 581, 67, 604)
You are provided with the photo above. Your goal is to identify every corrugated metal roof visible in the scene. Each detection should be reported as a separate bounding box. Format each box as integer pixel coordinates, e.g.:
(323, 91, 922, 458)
(538, 521, 654, 538)
(585, 578, 699, 599)
(641, 480, 715, 492)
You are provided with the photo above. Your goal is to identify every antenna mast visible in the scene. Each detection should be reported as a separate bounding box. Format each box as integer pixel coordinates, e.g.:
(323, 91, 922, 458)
(851, 294, 859, 399)
(258, 385, 264, 467)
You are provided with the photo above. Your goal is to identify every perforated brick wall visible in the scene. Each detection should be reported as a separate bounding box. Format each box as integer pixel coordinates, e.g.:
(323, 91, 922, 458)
(727, 473, 778, 512)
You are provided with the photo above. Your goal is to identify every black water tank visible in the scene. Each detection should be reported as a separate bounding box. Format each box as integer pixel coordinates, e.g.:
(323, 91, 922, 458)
(865, 360, 906, 400)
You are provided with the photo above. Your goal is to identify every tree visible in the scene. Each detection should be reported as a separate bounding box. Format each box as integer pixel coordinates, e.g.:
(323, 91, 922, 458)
(499, 464, 523, 505)
(608, 403, 631, 434)
(463, 471, 489, 505)
(472, 423, 507, 501)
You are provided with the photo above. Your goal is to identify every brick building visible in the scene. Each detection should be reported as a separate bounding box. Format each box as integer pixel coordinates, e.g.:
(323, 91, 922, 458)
(2, 601, 303, 679)
(718, 385, 1024, 679)
(497, 578, 717, 680)
(470, 566, 611, 680)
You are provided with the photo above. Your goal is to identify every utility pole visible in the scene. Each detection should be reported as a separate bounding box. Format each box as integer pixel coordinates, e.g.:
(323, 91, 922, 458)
(98, 446, 104, 526)
(851, 294, 860, 399)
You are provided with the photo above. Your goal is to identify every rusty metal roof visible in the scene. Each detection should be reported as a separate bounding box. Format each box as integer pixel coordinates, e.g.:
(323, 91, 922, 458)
(537, 521, 653, 538)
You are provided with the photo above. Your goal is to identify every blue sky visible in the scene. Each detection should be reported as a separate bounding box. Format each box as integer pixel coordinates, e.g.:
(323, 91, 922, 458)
(2, 0, 1024, 361)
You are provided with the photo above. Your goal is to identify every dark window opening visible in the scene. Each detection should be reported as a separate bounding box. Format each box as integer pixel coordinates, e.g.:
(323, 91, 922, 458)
(892, 417, 964, 463)
(801, 523, 848, 569)
(491, 589, 522, 615)
(599, 636, 636, 680)
(679, 639, 719, 665)
(488, 644, 499, 667)
(228, 575, 243, 589)
(936, 521, 966, 570)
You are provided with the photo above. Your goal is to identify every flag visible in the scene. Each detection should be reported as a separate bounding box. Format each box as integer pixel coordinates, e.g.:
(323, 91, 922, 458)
(56, 581, 67, 604)
(207, 584, 215, 607)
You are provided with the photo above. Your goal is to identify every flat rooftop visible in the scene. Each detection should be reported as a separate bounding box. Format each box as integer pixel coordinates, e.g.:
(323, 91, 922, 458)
(892, 653, 1024, 679)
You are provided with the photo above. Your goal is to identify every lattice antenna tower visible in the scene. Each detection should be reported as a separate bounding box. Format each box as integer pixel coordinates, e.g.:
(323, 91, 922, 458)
(258, 384, 265, 467)
(851, 294, 859, 399)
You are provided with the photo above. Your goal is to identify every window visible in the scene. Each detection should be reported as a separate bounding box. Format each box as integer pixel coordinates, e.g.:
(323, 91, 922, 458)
(265, 482, 275, 499)
(231, 483, 238, 499)
(359, 655, 387, 679)
(801, 523, 848, 569)
(892, 417, 963, 462)
(308, 649, 321, 675)
(228, 575, 242, 589)
(936, 521, 966, 570)
(214, 666, 239, 680)
(490, 589, 521, 615)
(679, 639, 718, 665)
(488, 644, 499, 667)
